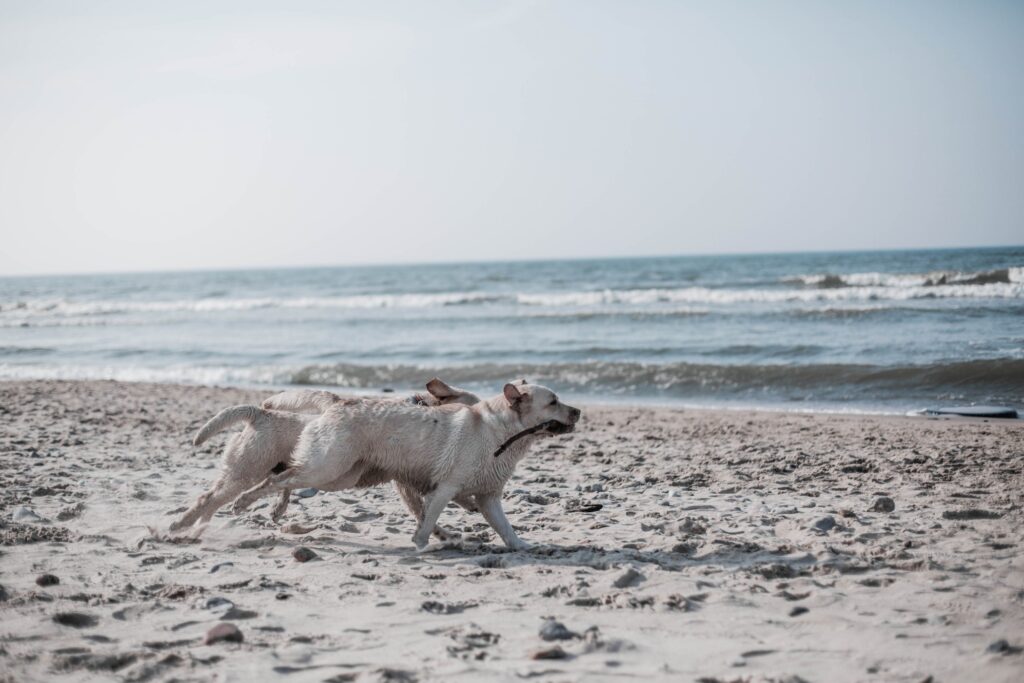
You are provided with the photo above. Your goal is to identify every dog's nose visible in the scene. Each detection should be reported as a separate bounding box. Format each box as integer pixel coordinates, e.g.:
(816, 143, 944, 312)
(568, 407, 581, 423)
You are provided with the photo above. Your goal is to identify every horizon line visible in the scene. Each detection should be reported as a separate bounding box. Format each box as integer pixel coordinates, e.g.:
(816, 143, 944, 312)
(2, 242, 1022, 279)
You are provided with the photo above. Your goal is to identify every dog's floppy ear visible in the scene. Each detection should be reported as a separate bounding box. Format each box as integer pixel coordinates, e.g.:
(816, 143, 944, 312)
(503, 382, 524, 407)
(426, 377, 459, 400)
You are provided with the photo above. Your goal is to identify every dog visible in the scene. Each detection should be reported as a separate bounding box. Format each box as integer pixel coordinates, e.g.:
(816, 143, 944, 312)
(231, 381, 581, 550)
(169, 379, 479, 535)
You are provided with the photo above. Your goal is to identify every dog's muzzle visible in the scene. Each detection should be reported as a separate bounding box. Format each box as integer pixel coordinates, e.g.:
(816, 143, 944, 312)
(541, 420, 574, 435)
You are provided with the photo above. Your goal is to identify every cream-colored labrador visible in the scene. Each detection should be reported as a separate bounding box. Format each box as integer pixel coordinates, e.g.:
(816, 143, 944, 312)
(232, 381, 581, 550)
(169, 379, 479, 535)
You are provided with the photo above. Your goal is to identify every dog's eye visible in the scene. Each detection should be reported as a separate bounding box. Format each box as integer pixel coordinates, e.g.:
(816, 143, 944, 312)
(549, 399, 557, 406)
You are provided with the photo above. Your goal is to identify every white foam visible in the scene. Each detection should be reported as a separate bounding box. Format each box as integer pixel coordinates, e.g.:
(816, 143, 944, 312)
(0, 362, 288, 386)
(517, 282, 1023, 306)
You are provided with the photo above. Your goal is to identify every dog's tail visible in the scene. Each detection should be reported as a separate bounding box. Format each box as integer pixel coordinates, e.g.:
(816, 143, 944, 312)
(193, 405, 264, 447)
(261, 389, 340, 414)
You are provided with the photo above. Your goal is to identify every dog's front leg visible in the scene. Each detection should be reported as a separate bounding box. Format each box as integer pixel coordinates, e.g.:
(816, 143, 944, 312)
(477, 493, 530, 550)
(412, 482, 459, 549)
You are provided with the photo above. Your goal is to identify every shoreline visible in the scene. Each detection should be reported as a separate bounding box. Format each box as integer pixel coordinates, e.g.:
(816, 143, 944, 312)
(1, 379, 1022, 682)
(2, 375, 1018, 420)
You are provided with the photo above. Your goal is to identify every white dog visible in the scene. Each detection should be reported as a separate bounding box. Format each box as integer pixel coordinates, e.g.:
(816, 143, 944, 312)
(232, 381, 581, 550)
(170, 379, 479, 535)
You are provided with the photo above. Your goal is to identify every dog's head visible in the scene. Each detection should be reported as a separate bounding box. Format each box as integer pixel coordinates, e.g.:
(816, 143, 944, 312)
(418, 377, 480, 407)
(502, 380, 581, 434)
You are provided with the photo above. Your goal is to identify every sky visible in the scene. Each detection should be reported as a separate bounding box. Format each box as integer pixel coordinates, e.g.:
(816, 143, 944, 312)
(1, 1, 1022, 276)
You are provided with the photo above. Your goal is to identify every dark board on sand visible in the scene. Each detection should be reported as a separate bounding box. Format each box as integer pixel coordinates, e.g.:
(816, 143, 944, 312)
(923, 406, 1019, 419)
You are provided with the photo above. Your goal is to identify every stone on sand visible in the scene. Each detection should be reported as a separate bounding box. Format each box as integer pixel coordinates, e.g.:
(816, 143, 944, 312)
(35, 573, 60, 587)
(812, 516, 836, 532)
(292, 547, 318, 562)
(531, 645, 570, 660)
(871, 496, 896, 513)
(539, 619, 578, 641)
(612, 567, 645, 588)
(12, 507, 46, 524)
(204, 622, 243, 645)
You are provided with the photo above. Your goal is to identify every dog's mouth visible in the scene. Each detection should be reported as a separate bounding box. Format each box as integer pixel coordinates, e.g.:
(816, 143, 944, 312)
(493, 420, 574, 457)
(540, 420, 574, 435)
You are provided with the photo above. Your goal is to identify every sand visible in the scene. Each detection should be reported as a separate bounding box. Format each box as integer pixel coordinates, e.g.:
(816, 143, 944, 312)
(1, 379, 1022, 683)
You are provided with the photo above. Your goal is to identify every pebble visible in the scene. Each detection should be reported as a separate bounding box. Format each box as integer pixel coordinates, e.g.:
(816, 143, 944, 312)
(53, 612, 98, 628)
(986, 638, 1021, 655)
(871, 496, 896, 513)
(294, 488, 318, 498)
(292, 547, 318, 562)
(612, 568, 645, 589)
(790, 606, 809, 617)
(12, 507, 46, 524)
(539, 619, 578, 641)
(199, 596, 234, 611)
(812, 516, 836, 532)
(35, 574, 60, 587)
(531, 645, 570, 660)
(204, 622, 243, 645)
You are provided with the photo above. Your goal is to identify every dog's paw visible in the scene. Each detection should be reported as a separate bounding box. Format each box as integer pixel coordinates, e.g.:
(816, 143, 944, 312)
(412, 531, 431, 550)
(507, 538, 532, 552)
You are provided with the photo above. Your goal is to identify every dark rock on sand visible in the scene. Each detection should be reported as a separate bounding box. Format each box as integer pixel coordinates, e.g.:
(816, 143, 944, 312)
(539, 619, 578, 641)
(199, 596, 234, 611)
(790, 606, 809, 617)
(53, 612, 98, 628)
(987, 639, 1022, 655)
(204, 622, 243, 645)
(531, 645, 570, 660)
(292, 546, 318, 562)
(871, 496, 896, 513)
(612, 567, 645, 588)
(942, 509, 1003, 520)
(36, 573, 60, 587)
(813, 516, 837, 532)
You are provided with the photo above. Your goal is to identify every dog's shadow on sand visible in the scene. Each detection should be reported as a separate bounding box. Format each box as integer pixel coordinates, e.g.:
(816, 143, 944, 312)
(287, 533, 815, 575)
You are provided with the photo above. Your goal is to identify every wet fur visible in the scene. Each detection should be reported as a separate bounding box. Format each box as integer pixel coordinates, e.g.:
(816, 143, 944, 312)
(169, 381, 479, 536)
(231, 382, 581, 550)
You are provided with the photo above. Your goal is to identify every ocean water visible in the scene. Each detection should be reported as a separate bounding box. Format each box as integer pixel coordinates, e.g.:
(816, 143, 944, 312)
(1, 247, 1022, 413)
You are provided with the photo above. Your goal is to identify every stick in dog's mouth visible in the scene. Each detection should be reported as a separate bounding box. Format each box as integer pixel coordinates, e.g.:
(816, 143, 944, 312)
(494, 420, 573, 457)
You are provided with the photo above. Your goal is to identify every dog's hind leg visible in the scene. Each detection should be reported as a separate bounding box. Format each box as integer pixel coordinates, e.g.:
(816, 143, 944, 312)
(232, 462, 363, 516)
(271, 489, 292, 521)
(411, 482, 460, 549)
(232, 472, 290, 514)
(171, 474, 250, 531)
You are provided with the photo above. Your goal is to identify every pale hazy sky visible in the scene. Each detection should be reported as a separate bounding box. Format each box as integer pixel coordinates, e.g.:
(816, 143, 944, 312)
(1, 1, 1022, 275)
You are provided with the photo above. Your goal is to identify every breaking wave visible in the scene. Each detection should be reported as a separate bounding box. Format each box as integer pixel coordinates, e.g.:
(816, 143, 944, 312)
(5, 359, 1021, 403)
(2, 274, 1019, 326)
(786, 266, 1024, 289)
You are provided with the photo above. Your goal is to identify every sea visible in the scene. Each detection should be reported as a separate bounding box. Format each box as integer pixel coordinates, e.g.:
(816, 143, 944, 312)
(1, 247, 1022, 414)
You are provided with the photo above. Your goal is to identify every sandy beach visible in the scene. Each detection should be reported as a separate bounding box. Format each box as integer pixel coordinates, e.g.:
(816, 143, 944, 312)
(1, 379, 1022, 683)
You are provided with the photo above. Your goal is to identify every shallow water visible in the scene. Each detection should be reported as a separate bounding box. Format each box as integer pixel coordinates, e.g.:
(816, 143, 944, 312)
(2, 247, 1021, 412)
